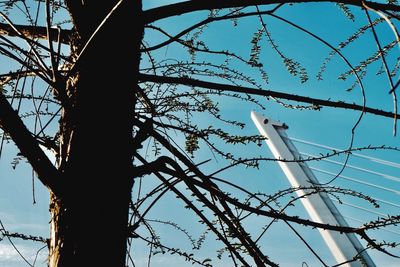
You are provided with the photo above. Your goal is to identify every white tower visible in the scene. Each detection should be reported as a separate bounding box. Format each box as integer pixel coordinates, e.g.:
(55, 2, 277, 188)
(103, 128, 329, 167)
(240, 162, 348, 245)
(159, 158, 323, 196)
(251, 111, 375, 267)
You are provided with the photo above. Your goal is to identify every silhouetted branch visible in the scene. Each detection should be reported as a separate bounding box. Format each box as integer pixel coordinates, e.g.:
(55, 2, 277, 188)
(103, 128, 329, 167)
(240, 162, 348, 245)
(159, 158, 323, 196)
(363, 3, 398, 135)
(2, 231, 48, 243)
(139, 73, 399, 119)
(0, 22, 71, 43)
(0, 93, 60, 195)
(143, 0, 400, 24)
(137, 233, 213, 266)
(134, 153, 252, 267)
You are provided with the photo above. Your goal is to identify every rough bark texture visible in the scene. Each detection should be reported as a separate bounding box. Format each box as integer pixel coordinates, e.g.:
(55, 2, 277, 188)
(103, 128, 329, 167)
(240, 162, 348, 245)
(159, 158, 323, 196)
(49, 1, 142, 266)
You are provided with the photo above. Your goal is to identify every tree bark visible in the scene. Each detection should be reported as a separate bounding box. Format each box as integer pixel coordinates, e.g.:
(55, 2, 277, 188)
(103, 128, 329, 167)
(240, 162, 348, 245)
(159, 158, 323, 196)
(48, 1, 142, 266)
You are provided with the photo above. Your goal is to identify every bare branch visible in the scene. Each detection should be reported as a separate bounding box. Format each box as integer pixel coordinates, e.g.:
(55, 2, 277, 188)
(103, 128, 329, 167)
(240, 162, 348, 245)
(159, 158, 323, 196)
(0, 93, 60, 195)
(0, 22, 71, 43)
(134, 153, 252, 266)
(143, 0, 400, 24)
(139, 73, 399, 119)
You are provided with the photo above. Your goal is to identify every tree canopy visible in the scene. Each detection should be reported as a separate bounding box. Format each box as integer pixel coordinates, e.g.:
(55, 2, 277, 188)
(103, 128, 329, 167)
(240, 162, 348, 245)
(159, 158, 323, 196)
(0, 1, 400, 266)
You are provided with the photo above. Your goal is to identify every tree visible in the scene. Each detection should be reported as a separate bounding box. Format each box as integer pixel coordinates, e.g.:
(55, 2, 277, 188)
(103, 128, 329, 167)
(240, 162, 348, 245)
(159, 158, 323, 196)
(0, 0, 399, 266)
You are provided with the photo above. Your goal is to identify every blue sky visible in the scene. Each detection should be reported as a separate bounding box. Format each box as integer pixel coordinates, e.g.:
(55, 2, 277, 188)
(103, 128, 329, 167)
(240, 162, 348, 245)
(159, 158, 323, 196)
(138, 1, 400, 265)
(1, 1, 400, 266)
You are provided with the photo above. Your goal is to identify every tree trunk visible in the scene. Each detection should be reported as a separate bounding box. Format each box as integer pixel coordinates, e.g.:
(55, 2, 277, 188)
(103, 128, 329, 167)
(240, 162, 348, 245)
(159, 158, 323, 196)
(49, 1, 142, 266)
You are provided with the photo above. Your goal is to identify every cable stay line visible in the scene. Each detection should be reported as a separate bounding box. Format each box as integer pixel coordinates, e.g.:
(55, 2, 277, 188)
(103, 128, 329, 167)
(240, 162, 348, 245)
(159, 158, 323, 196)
(310, 167, 400, 197)
(252, 112, 377, 266)
(311, 169, 400, 213)
(287, 136, 400, 169)
(372, 197, 400, 210)
(300, 152, 400, 183)
(331, 198, 388, 218)
(287, 138, 400, 238)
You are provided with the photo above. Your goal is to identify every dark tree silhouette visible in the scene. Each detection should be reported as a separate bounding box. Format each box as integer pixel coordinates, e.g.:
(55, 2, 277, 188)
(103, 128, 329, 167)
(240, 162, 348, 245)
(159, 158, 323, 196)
(0, 1, 400, 266)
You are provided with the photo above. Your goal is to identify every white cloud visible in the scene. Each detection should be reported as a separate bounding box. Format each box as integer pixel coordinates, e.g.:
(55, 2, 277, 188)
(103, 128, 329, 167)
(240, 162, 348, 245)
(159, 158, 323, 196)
(0, 243, 47, 267)
(0, 244, 20, 261)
